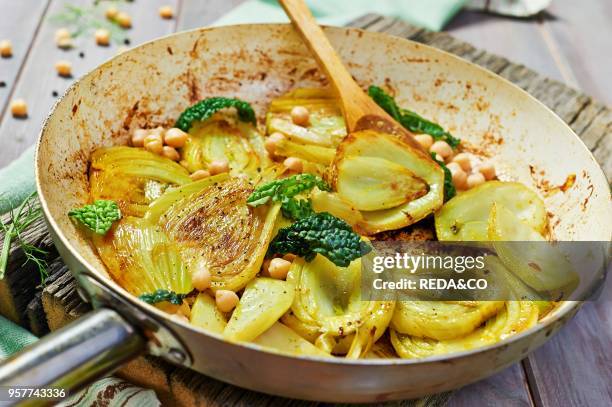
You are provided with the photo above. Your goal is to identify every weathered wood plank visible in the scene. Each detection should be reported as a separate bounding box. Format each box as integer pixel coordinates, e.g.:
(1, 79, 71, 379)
(524, 281, 612, 407)
(545, 0, 612, 106)
(177, 0, 247, 30)
(446, 10, 567, 85)
(447, 364, 533, 407)
(0, 0, 179, 167)
(0, 0, 50, 120)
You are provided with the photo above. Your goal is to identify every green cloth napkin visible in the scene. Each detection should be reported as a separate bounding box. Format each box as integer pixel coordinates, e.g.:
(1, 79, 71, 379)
(0, 146, 36, 215)
(0, 316, 160, 406)
(213, 0, 468, 31)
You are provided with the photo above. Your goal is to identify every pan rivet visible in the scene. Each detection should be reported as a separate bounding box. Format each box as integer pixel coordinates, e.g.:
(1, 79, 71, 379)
(168, 348, 186, 364)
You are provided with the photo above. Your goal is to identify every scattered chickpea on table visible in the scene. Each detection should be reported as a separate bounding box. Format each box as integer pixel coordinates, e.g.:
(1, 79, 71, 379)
(95, 29, 110, 46)
(105, 6, 119, 20)
(10, 99, 28, 118)
(54, 28, 73, 49)
(159, 6, 174, 19)
(0, 40, 13, 58)
(116, 12, 132, 29)
(55, 60, 72, 77)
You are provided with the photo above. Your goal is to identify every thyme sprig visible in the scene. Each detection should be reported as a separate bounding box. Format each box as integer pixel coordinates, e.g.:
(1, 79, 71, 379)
(0, 192, 49, 283)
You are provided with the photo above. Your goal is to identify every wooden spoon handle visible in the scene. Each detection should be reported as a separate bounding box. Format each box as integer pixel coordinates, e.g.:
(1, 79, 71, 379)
(279, 0, 372, 132)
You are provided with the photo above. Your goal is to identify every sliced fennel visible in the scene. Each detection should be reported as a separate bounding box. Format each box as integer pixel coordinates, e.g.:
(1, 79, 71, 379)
(335, 155, 428, 211)
(283, 256, 395, 358)
(190, 293, 227, 334)
(182, 119, 272, 182)
(435, 181, 547, 241)
(391, 301, 505, 341)
(224, 278, 294, 342)
(274, 137, 335, 165)
(90, 146, 191, 217)
(266, 87, 346, 148)
(145, 173, 230, 224)
(391, 301, 539, 359)
(332, 130, 444, 234)
(158, 177, 281, 292)
(310, 189, 363, 227)
(488, 203, 579, 293)
(93, 216, 192, 297)
(252, 322, 330, 357)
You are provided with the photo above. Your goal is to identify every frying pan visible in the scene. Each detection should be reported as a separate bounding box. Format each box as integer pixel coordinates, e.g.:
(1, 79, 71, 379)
(0, 24, 610, 404)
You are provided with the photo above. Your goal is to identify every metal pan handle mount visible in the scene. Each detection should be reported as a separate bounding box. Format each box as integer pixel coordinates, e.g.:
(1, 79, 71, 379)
(0, 308, 145, 402)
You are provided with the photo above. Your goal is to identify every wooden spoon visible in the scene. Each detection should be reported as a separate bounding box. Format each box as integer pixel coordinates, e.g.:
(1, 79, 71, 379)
(278, 0, 429, 156)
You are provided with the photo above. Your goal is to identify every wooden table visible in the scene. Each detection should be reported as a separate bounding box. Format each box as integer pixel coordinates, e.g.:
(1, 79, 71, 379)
(0, 1, 610, 406)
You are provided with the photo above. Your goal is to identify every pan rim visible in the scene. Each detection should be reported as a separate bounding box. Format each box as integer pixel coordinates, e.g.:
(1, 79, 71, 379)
(35, 23, 605, 367)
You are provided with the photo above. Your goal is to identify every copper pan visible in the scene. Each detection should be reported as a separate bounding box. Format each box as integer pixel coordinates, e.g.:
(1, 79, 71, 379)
(0, 24, 609, 403)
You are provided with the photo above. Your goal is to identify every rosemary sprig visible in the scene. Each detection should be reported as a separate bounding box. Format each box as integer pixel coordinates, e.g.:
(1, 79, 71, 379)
(0, 192, 49, 283)
(49, 1, 131, 44)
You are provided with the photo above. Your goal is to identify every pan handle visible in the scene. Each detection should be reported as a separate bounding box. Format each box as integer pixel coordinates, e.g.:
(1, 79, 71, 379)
(0, 308, 145, 399)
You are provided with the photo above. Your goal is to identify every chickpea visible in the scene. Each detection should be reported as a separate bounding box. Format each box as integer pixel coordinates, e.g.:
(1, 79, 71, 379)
(116, 12, 132, 28)
(190, 169, 210, 181)
(95, 29, 110, 46)
(283, 157, 303, 173)
(159, 6, 174, 19)
(105, 6, 119, 20)
(447, 162, 467, 190)
(290, 106, 310, 126)
(268, 258, 292, 280)
(54, 28, 71, 43)
(433, 153, 444, 163)
(452, 153, 471, 172)
(264, 132, 285, 156)
(10, 99, 27, 118)
(55, 60, 72, 77)
(430, 140, 453, 160)
(477, 161, 496, 180)
(164, 127, 188, 148)
(131, 129, 148, 147)
(162, 146, 180, 161)
(208, 159, 229, 175)
(192, 260, 211, 291)
(414, 134, 434, 150)
(144, 135, 163, 155)
(0, 40, 13, 58)
(466, 172, 486, 189)
(215, 290, 239, 313)
(56, 37, 74, 50)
